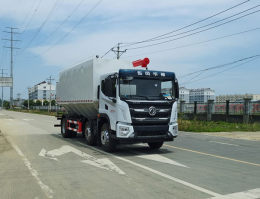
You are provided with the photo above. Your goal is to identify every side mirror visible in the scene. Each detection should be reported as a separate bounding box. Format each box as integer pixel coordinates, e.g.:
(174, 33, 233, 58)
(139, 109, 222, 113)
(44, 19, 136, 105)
(174, 79, 179, 99)
(97, 85, 100, 99)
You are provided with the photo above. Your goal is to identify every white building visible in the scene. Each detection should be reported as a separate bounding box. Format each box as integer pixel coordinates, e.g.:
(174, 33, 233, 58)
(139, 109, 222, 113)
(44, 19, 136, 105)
(253, 94, 260, 101)
(179, 87, 190, 103)
(179, 87, 215, 103)
(29, 81, 56, 102)
(189, 88, 215, 103)
(216, 94, 260, 103)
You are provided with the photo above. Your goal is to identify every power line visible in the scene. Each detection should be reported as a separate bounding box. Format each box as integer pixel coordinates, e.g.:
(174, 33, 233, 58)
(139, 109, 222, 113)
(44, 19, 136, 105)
(101, 47, 114, 58)
(125, 27, 260, 58)
(180, 54, 260, 79)
(0, 46, 6, 68)
(126, 8, 260, 50)
(121, 0, 251, 46)
(181, 56, 260, 85)
(20, 0, 61, 53)
(20, 1, 39, 31)
(41, 0, 103, 56)
(134, 4, 260, 44)
(21, 0, 43, 34)
(41, 0, 86, 45)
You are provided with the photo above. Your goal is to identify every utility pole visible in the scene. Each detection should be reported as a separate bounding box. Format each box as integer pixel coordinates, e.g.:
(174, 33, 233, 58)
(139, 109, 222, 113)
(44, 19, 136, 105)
(0, 69, 7, 109)
(46, 76, 54, 112)
(27, 87, 30, 110)
(111, 43, 126, 59)
(17, 93, 21, 107)
(3, 27, 20, 108)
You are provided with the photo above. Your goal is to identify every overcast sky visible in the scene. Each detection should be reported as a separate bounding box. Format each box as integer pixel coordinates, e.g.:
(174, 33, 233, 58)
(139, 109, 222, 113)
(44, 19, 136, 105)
(0, 0, 259, 99)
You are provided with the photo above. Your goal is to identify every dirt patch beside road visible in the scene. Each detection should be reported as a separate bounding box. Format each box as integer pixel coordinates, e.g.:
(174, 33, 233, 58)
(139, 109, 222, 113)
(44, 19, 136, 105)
(202, 131, 260, 141)
(0, 131, 12, 153)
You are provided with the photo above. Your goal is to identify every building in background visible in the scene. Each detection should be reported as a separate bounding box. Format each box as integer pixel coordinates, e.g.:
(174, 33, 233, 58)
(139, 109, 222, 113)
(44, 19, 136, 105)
(29, 81, 56, 103)
(179, 87, 190, 103)
(189, 88, 215, 103)
(179, 87, 215, 103)
(13, 98, 25, 107)
(216, 94, 260, 103)
(253, 94, 260, 101)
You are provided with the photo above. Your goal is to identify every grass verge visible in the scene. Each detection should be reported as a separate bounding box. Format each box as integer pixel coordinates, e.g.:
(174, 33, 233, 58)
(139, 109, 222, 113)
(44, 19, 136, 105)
(178, 119, 260, 132)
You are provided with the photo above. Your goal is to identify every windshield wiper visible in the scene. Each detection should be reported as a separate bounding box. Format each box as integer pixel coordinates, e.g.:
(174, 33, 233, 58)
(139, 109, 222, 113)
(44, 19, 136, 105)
(159, 93, 174, 101)
(120, 96, 129, 100)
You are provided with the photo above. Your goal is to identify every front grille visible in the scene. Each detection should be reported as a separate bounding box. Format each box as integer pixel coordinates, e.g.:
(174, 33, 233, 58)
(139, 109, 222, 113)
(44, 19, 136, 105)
(133, 125, 169, 137)
(126, 100, 173, 125)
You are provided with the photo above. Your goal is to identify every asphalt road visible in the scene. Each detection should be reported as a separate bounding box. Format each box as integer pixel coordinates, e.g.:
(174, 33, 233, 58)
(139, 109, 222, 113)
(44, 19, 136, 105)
(0, 110, 260, 199)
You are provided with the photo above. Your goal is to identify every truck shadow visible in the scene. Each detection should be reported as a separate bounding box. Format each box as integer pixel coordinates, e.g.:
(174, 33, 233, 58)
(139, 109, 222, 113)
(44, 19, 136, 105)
(50, 132, 174, 157)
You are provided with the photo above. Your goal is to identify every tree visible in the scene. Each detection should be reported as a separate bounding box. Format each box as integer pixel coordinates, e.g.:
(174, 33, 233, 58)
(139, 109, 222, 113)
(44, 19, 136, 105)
(3, 101, 10, 109)
(23, 100, 34, 109)
(51, 100, 56, 106)
(23, 100, 28, 108)
(43, 100, 49, 106)
(29, 100, 35, 107)
(35, 100, 42, 106)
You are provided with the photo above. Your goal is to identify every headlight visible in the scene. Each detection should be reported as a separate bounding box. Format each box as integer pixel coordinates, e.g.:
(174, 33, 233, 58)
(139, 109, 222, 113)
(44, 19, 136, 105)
(119, 126, 130, 136)
(169, 123, 178, 136)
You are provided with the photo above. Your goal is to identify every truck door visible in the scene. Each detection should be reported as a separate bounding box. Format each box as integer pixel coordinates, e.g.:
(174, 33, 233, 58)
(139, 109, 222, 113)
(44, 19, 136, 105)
(99, 75, 117, 131)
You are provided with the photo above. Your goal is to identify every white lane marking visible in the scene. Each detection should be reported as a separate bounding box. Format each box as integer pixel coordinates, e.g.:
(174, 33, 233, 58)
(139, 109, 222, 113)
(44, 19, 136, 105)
(0, 113, 5, 116)
(23, 118, 34, 121)
(39, 149, 58, 161)
(115, 155, 220, 197)
(81, 158, 125, 175)
(137, 154, 189, 168)
(209, 141, 239, 147)
(208, 188, 260, 199)
(39, 145, 125, 175)
(7, 138, 54, 198)
(77, 142, 221, 197)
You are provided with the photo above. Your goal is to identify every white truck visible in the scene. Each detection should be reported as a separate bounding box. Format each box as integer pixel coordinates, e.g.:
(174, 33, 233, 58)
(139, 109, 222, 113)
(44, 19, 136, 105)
(56, 57, 179, 152)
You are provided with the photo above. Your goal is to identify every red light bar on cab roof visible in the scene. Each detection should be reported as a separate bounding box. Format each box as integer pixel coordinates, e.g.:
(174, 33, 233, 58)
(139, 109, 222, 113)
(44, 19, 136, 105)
(132, 58, 150, 68)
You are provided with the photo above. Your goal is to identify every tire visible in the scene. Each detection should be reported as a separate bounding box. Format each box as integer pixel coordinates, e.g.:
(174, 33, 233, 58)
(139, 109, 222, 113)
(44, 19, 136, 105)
(70, 131, 77, 138)
(100, 123, 116, 152)
(84, 121, 97, 146)
(61, 118, 70, 138)
(61, 117, 77, 138)
(148, 142, 164, 150)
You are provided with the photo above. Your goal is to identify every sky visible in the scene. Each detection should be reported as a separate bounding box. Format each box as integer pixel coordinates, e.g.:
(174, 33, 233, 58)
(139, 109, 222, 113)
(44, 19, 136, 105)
(0, 0, 259, 99)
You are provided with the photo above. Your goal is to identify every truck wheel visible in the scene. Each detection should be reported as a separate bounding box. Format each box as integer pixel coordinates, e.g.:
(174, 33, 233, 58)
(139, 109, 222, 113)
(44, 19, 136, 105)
(100, 123, 116, 152)
(61, 118, 77, 138)
(70, 131, 77, 138)
(61, 118, 70, 138)
(84, 121, 97, 146)
(148, 142, 164, 150)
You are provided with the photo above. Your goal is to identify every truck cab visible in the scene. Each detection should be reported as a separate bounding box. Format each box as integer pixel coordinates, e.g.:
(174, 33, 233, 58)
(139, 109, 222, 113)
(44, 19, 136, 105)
(98, 68, 179, 151)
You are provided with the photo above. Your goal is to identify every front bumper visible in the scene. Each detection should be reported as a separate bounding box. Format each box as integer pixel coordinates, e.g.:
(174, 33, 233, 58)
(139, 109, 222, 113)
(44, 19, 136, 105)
(114, 122, 178, 144)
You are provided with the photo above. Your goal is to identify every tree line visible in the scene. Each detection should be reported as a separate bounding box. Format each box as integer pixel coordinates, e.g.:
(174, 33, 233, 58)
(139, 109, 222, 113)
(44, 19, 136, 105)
(23, 100, 56, 107)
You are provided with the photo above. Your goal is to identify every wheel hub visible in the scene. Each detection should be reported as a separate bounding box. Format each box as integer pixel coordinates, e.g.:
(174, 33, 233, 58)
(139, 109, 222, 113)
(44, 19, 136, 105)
(101, 130, 109, 145)
(62, 120, 66, 133)
(85, 127, 91, 138)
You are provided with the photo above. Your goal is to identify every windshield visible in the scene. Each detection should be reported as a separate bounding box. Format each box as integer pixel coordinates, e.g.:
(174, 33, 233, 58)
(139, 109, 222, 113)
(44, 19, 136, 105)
(120, 77, 174, 100)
